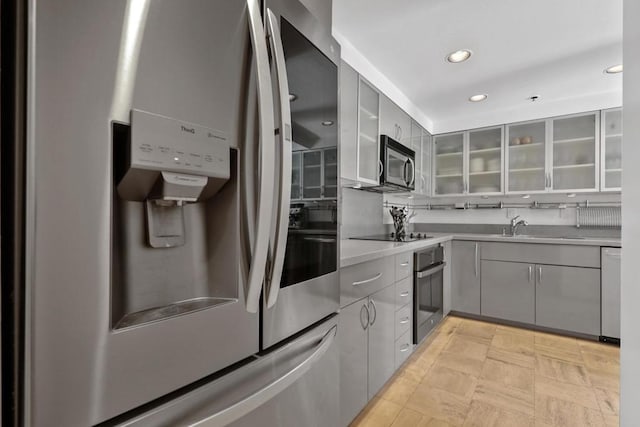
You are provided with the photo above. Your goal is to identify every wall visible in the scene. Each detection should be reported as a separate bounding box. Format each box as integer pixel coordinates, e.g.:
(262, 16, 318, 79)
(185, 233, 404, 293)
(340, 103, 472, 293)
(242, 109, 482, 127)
(340, 187, 383, 238)
(621, 0, 639, 424)
(332, 31, 434, 132)
(383, 193, 621, 227)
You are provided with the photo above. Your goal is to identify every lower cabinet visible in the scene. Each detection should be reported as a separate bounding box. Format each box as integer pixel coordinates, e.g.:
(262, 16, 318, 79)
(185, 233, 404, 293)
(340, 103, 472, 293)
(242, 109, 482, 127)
(338, 300, 369, 427)
(481, 260, 535, 324)
(535, 264, 601, 335)
(338, 283, 396, 426)
(479, 258, 601, 336)
(451, 241, 481, 315)
(367, 285, 397, 399)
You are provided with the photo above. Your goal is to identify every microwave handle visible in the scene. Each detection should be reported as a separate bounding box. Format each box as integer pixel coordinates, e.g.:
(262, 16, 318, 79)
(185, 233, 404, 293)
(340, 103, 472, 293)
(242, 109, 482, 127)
(408, 158, 415, 187)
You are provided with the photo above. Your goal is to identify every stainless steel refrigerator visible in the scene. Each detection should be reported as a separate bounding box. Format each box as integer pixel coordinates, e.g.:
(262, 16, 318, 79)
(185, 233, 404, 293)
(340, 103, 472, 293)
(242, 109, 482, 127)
(0, 0, 340, 425)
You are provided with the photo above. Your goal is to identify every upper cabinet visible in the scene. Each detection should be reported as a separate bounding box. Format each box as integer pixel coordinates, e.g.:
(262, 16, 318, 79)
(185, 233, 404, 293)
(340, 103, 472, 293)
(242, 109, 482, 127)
(434, 126, 503, 196)
(421, 128, 432, 196)
(468, 127, 504, 194)
(291, 147, 337, 201)
(380, 95, 412, 147)
(550, 112, 599, 192)
(506, 119, 548, 193)
(410, 121, 432, 196)
(434, 132, 465, 195)
(339, 61, 380, 186)
(601, 108, 622, 191)
(357, 78, 381, 185)
(505, 112, 599, 194)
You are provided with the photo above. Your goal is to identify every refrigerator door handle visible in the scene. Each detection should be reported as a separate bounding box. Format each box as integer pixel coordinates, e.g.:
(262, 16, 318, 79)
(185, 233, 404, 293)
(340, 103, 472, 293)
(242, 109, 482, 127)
(187, 325, 337, 427)
(245, 0, 276, 313)
(264, 9, 292, 308)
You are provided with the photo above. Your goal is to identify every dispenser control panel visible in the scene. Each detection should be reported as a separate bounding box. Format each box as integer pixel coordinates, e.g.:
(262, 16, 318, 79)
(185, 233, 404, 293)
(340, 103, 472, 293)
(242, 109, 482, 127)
(130, 109, 230, 179)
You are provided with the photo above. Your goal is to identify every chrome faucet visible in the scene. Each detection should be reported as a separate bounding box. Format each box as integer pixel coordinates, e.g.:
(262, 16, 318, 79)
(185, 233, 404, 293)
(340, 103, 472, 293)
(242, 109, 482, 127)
(509, 215, 528, 236)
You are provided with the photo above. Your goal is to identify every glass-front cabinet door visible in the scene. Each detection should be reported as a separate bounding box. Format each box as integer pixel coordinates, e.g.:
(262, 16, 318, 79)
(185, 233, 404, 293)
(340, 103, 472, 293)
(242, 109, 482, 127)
(468, 127, 503, 194)
(323, 148, 338, 198)
(291, 151, 302, 200)
(550, 112, 598, 192)
(410, 120, 423, 194)
(302, 150, 322, 199)
(601, 108, 622, 191)
(422, 129, 432, 196)
(434, 132, 465, 195)
(357, 78, 380, 184)
(506, 120, 547, 193)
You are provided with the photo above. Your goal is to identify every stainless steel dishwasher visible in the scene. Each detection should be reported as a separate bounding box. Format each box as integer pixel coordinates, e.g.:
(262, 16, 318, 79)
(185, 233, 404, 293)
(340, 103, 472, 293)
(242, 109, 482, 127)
(601, 247, 621, 343)
(414, 245, 445, 344)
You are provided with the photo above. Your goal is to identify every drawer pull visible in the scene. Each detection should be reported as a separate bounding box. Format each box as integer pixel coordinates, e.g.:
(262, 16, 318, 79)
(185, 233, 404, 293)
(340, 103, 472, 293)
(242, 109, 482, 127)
(400, 262, 409, 267)
(399, 291, 410, 297)
(400, 317, 409, 324)
(400, 344, 410, 352)
(352, 273, 382, 287)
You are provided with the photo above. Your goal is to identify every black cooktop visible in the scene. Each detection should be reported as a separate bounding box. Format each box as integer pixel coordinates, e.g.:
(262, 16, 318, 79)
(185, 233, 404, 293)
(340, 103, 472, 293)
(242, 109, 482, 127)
(350, 232, 434, 243)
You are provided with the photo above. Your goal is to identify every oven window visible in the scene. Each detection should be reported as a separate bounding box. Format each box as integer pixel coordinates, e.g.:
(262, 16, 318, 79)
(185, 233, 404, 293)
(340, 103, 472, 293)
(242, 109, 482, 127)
(279, 18, 338, 288)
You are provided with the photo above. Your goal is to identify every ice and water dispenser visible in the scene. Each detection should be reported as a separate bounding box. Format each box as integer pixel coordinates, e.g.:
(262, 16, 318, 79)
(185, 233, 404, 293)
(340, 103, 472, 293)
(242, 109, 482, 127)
(111, 110, 239, 328)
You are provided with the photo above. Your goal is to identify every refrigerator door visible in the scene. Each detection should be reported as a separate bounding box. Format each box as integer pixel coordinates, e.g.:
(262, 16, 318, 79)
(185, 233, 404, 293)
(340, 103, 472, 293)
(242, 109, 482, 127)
(116, 315, 339, 427)
(26, 1, 271, 425)
(261, 0, 341, 349)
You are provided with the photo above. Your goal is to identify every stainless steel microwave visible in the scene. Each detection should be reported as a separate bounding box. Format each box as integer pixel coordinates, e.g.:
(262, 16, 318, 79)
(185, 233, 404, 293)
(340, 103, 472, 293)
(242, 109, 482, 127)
(379, 135, 416, 192)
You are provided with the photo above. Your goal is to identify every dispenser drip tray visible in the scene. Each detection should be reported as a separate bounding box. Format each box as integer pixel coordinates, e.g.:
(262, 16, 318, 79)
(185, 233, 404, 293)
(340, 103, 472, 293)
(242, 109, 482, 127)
(114, 297, 237, 329)
(146, 200, 186, 248)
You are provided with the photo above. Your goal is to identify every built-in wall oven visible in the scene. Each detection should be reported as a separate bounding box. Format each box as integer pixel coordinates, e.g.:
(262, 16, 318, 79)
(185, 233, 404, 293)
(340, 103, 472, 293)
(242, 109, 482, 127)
(414, 245, 445, 344)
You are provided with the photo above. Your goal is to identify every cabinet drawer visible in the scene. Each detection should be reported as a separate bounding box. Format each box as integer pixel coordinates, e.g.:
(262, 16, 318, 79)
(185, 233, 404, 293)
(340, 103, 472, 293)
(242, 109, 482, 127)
(395, 304, 412, 339)
(395, 330, 413, 369)
(340, 256, 395, 307)
(481, 242, 600, 268)
(395, 252, 413, 281)
(395, 277, 412, 309)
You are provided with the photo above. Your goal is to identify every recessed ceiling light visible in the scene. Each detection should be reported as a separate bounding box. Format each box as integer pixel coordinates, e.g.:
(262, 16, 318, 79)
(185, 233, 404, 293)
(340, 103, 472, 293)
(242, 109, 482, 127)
(289, 93, 298, 101)
(321, 120, 334, 126)
(604, 64, 623, 74)
(446, 49, 472, 63)
(469, 94, 487, 102)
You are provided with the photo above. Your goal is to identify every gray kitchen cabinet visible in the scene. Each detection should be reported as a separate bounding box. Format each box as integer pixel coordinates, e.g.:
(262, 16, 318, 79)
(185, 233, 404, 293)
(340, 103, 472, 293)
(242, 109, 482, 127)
(535, 264, 601, 335)
(451, 240, 481, 315)
(601, 247, 621, 339)
(367, 284, 396, 399)
(481, 260, 535, 324)
(379, 94, 411, 147)
(339, 60, 359, 183)
(338, 298, 369, 427)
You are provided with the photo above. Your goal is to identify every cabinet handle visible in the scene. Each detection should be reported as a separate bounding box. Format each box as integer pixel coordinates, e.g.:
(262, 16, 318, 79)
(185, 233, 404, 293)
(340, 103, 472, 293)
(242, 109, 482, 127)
(400, 262, 409, 267)
(369, 300, 377, 326)
(400, 291, 410, 297)
(352, 273, 382, 287)
(360, 303, 370, 330)
(538, 266, 542, 283)
(474, 243, 479, 277)
(400, 344, 410, 352)
(400, 317, 410, 324)
(528, 265, 533, 283)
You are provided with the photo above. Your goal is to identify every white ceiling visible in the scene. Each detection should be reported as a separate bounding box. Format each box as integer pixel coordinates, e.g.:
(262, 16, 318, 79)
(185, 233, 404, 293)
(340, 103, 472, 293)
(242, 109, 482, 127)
(333, 0, 623, 133)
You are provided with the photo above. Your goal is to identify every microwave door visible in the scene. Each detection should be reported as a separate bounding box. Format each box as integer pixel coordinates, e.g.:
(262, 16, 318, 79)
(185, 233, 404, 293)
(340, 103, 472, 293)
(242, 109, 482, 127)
(385, 150, 408, 186)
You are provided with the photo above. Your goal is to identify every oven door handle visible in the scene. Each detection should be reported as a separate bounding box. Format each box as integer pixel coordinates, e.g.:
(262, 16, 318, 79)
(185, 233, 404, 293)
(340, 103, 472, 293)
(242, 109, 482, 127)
(416, 262, 446, 279)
